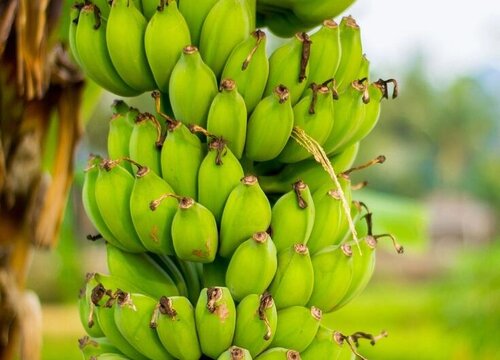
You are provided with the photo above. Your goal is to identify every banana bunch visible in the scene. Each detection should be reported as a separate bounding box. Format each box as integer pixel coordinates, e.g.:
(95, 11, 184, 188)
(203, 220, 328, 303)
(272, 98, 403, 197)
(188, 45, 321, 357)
(74, 1, 404, 359)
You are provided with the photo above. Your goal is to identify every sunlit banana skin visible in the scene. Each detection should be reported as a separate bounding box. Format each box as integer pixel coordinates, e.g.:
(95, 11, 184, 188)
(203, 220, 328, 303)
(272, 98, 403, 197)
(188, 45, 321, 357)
(335, 16, 363, 93)
(254, 347, 301, 360)
(113, 291, 175, 359)
(221, 30, 269, 113)
(219, 175, 272, 258)
(145, 0, 191, 92)
(106, 0, 156, 91)
(300, 326, 344, 360)
(225, 232, 277, 301)
(129, 113, 163, 176)
(218, 346, 253, 360)
(270, 306, 322, 352)
(207, 79, 247, 159)
(198, 138, 244, 223)
(245, 85, 294, 161)
(234, 293, 277, 357)
(169, 45, 218, 128)
(151, 296, 202, 360)
(268, 244, 314, 309)
(79, 336, 122, 359)
(270, 180, 315, 253)
(195, 287, 237, 359)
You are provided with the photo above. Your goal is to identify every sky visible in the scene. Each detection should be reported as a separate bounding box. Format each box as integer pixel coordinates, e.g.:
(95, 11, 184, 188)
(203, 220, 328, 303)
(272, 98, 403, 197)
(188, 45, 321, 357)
(347, 0, 500, 81)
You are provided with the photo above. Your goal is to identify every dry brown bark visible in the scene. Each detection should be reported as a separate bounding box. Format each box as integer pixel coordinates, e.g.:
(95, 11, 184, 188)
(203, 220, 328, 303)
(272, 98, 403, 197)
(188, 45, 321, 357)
(0, 1, 84, 358)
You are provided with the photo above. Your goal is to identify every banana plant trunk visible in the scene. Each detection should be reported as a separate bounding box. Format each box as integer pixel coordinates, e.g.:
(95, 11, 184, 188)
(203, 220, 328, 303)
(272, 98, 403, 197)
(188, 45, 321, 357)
(0, 1, 83, 359)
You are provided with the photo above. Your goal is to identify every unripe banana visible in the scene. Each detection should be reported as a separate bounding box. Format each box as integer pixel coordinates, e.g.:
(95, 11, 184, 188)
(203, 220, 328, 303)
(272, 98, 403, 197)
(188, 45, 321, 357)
(270, 180, 315, 253)
(106, 0, 156, 92)
(69, 4, 83, 66)
(81, 156, 124, 250)
(221, 30, 269, 112)
(203, 257, 229, 288)
(90, 353, 131, 359)
(130, 166, 177, 255)
(157, 195, 218, 263)
(129, 112, 163, 176)
(335, 16, 363, 93)
(150, 296, 202, 360)
(114, 291, 175, 359)
(264, 33, 312, 105)
(195, 287, 237, 359)
(199, 0, 252, 77)
(106, 243, 179, 298)
(225, 232, 277, 301)
(258, 6, 313, 38)
(198, 138, 244, 223)
(245, 85, 294, 161)
(322, 79, 369, 155)
(277, 82, 335, 163)
(206, 79, 247, 158)
(303, 20, 341, 94)
(234, 293, 277, 357)
(290, 0, 356, 27)
(255, 348, 301, 360)
(176, 260, 203, 305)
(95, 159, 145, 252)
(78, 274, 105, 338)
(178, 0, 218, 46)
(218, 346, 253, 360)
(169, 45, 218, 128)
(300, 326, 344, 360)
(93, 0, 112, 18)
(154, 255, 190, 299)
(75, 4, 139, 97)
(270, 306, 322, 352)
(144, 0, 191, 92)
(268, 244, 314, 309)
(107, 106, 139, 174)
(79, 336, 122, 359)
(307, 244, 353, 312)
(141, 0, 159, 19)
(159, 115, 205, 199)
(219, 175, 272, 258)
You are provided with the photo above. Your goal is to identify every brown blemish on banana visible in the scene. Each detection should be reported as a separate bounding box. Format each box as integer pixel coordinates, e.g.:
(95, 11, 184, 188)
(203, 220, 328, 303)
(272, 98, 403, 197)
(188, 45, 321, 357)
(286, 350, 301, 360)
(241, 175, 258, 186)
(220, 78, 236, 92)
(311, 306, 322, 321)
(208, 137, 228, 165)
(230, 347, 244, 360)
(308, 82, 330, 114)
(253, 232, 268, 244)
(149, 225, 159, 243)
(298, 32, 312, 83)
(293, 180, 308, 209)
(294, 243, 309, 255)
(274, 84, 290, 104)
(206, 287, 222, 313)
(242, 30, 266, 70)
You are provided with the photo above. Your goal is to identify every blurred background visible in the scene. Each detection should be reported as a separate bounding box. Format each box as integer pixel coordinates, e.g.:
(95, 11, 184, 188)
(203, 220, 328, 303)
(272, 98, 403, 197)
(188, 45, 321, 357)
(32, 0, 499, 359)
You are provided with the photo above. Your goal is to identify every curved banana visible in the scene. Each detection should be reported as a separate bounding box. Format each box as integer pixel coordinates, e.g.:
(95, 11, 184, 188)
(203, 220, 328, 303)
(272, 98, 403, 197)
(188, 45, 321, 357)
(144, 0, 191, 92)
(69, 4, 83, 66)
(195, 287, 237, 359)
(79, 336, 122, 359)
(129, 112, 163, 176)
(207, 79, 247, 159)
(178, 0, 218, 46)
(301, 326, 344, 360)
(106, 0, 156, 91)
(78, 274, 105, 338)
(221, 30, 269, 112)
(107, 106, 138, 174)
(219, 175, 272, 258)
(203, 256, 229, 288)
(335, 16, 363, 93)
(291, 0, 356, 26)
(254, 347, 301, 360)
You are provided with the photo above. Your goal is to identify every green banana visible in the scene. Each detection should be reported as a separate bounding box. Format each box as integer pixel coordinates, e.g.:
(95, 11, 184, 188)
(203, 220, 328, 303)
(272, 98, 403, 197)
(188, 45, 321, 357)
(142, 0, 159, 19)
(218, 346, 253, 360)
(106, 0, 156, 92)
(277, 82, 335, 163)
(153, 255, 190, 299)
(95, 159, 145, 252)
(270, 306, 322, 352)
(129, 112, 163, 176)
(81, 155, 124, 250)
(303, 20, 341, 93)
(173, 259, 202, 305)
(203, 256, 229, 288)
(225, 232, 277, 301)
(195, 287, 237, 359)
(129, 165, 177, 255)
(322, 79, 369, 155)
(107, 106, 138, 174)
(221, 30, 269, 112)
(291, 0, 356, 27)
(199, 0, 252, 77)
(75, 4, 139, 97)
(264, 32, 312, 105)
(79, 336, 122, 359)
(90, 353, 131, 359)
(144, 0, 191, 92)
(111, 99, 130, 115)
(150, 296, 202, 360)
(245, 85, 294, 161)
(106, 243, 179, 298)
(78, 274, 105, 338)
(357, 54, 371, 83)
(335, 16, 363, 93)
(254, 348, 301, 360)
(258, 7, 314, 39)
(219, 175, 272, 258)
(154, 195, 218, 263)
(270, 180, 315, 253)
(268, 244, 314, 309)
(233, 293, 277, 357)
(93, 0, 112, 19)
(207, 79, 247, 159)
(169, 45, 218, 128)
(301, 326, 344, 360)
(114, 291, 174, 359)
(257, 142, 359, 194)
(69, 3, 83, 66)
(198, 137, 244, 223)
(307, 244, 353, 312)
(178, 0, 218, 46)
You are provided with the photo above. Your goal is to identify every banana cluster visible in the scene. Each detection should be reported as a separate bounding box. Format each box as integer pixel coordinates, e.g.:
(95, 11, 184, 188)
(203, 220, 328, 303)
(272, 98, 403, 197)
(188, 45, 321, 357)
(74, 0, 404, 359)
